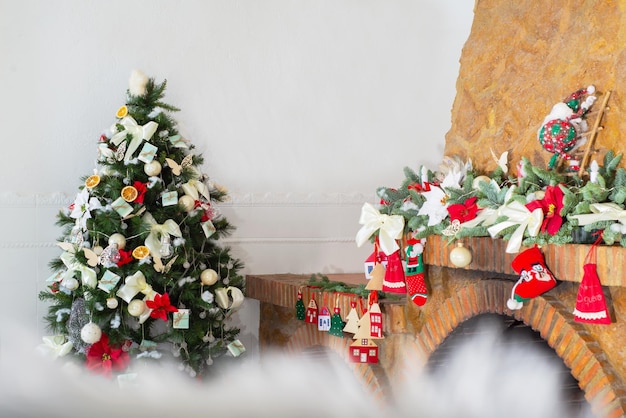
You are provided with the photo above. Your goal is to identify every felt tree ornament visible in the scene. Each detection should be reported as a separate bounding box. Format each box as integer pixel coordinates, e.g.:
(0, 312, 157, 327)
(573, 234, 611, 324)
(328, 296, 345, 338)
(537, 85, 596, 171)
(295, 288, 306, 321)
(507, 246, 558, 310)
(342, 301, 361, 334)
(404, 237, 428, 306)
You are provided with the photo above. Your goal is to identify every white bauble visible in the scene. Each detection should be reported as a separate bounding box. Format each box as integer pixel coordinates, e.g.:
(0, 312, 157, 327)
(106, 297, 119, 309)
(80, 322, 102, 344)
(178, 195, 196, 212)
(472, 175, 491, 189)
(62, 277, 79, 291)
(108, 233, 126, 250)
(127, 299, 146, 317)
(450, 242, 472, 268)
(92, 245, 104, 255)
(200, 269, 219, 286)
(144, 160, 162, 176)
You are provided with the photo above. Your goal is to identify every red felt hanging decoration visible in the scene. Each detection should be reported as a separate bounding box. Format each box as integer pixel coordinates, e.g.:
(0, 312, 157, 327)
(573, 234, 611, 324)
(382, 249, 406, 294)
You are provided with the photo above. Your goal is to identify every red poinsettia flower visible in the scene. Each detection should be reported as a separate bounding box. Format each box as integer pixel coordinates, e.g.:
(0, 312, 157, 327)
(525, 185, 565, 235)
(145, 292, 178, 321)
(116, 249, 134, 267)
(85, 333, 130, 378)
(132, 181, 148, 204)
(447, 197, 479, 223)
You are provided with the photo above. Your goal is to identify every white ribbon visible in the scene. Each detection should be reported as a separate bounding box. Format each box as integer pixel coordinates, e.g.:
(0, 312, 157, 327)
(181, 180, 210, 201)
(143, 212, 182, 256)
(355, 203, 405, 255)
(139, 290, 158, 324)
(37, 335, 73, 359)
(110, 116, 158, 161)
(215, 286, 245, 310)
(116, 271, 153, 303)
(460, 207, 498, 229)
(60, 251, 97, 288)
(487, 201, 543, 254)
(571, 203, 626, 226)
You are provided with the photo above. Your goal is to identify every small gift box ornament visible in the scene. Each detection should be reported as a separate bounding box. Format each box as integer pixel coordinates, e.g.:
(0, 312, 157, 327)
(227, 339, 246, 357)
(138, 142, 158, 163)
(173, 309, 190, 329)
(98, 270, 121, 293)
(112, 197, 134, 217)
(161, 191, 179, 207)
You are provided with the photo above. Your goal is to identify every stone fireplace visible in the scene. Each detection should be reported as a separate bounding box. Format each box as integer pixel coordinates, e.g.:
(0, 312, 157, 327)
(248, 1, 626, 417)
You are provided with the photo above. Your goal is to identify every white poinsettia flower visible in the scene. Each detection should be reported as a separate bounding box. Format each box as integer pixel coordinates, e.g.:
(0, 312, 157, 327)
(418, 185, 450, 226)
(70, 188, 102, 229)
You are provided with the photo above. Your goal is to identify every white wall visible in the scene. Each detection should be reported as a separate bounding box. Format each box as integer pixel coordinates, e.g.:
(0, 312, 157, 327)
(0, 0, 474, 354)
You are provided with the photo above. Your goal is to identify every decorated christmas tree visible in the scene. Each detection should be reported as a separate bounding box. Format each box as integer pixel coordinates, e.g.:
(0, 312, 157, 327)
(39, 71, 245, 379)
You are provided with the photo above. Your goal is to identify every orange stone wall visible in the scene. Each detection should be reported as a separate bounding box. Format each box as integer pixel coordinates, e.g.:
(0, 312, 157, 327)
(445, 0, 626, 171)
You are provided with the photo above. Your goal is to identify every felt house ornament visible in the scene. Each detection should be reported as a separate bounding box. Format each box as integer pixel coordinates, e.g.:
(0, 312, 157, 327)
(305, 297, 318, 324)
(364, 249, 388, 279)
(349, 308, 379, 364)
(349, 338, 378, 364)
(366, 291, 384, 339)
(317, 305, 331, 331)
(368, 302, 383, 339)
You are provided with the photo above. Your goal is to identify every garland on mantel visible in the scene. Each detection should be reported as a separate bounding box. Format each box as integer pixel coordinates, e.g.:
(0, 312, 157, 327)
(356, 149, 626, 253)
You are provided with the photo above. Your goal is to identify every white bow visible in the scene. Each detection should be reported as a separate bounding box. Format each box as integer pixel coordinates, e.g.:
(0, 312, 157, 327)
(110, 116, 158, 161)
(355, 203, 404, 255)
(487, 201, 543, 254)
(215, 286, 245, 310)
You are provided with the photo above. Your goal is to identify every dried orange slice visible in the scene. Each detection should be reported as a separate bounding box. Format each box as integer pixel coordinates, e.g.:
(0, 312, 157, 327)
(132, 245, 150, 259)
(116, 105, 128, 118)
(121, 185, 138, 202)
(85, 175, 101, 189)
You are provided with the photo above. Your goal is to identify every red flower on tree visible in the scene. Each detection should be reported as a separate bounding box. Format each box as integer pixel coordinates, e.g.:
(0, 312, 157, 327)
(146, 292, 178, 321)
(116, 249, 133, 267)
(525, 185, 565, 235)
(85, 333, 130, 378)
(447, 197, 479, 223)
(132, 181, 148, 204)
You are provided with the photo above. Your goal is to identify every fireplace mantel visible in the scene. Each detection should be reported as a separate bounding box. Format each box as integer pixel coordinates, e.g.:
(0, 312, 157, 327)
(424, 235, 626, 287)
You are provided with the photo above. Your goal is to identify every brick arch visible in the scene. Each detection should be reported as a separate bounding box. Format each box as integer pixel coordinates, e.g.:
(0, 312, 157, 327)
(405, 279, 626, 418)
(284, 324, 386, 402)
